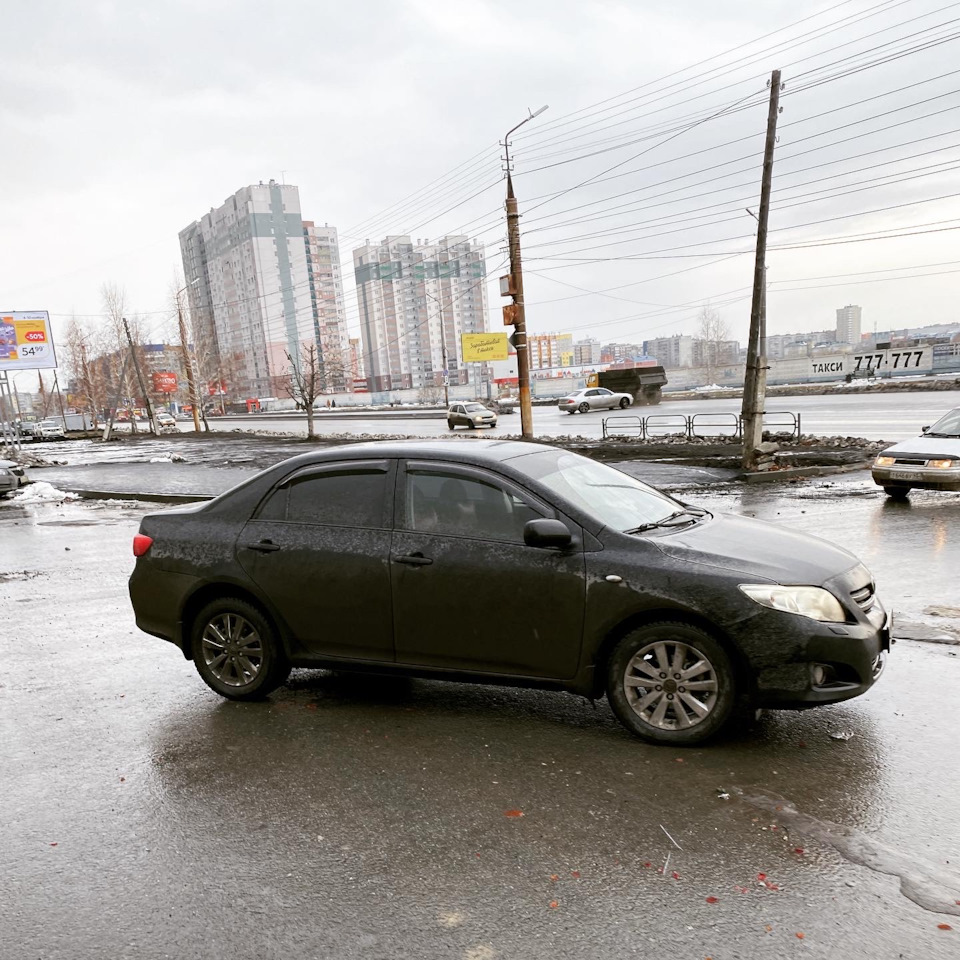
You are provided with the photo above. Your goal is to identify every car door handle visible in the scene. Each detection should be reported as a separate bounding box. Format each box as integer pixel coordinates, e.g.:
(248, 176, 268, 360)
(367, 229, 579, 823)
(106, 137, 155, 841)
(245, 540, 281, 553)
(394, 553, 433, 566)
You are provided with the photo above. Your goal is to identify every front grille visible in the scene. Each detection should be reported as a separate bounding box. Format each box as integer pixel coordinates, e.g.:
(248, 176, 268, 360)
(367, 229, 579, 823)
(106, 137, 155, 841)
(894, 458, 926, 466)
(851, 583, 876, 613)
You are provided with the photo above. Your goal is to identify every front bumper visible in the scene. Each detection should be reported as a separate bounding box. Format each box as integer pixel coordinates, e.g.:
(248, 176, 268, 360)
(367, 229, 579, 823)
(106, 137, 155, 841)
(749, 605, 891, 708)
(872, 466, 960, 491)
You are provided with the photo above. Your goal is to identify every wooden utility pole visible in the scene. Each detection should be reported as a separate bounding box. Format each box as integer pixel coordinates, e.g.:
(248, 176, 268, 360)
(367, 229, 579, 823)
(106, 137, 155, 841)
(741, 70, 781, 471)
(502, 106, 548, 441)
(102, 351, 133, 441)
(123, 318, 159, 434)
(505, 171, 533, 438)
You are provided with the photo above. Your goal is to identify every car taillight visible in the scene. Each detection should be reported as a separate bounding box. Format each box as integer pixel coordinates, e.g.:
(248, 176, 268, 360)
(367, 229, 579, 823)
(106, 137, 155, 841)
(133, 534, 153, 557)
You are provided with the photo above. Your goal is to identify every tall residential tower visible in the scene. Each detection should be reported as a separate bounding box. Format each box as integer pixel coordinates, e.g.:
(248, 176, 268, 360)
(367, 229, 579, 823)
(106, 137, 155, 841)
(352, 235, 488, 393)
(179, 182, 348, 399)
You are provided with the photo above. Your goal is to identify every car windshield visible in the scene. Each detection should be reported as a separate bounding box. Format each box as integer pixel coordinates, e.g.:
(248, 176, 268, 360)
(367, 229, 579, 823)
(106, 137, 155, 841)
(464, 403, 485, 412)
(515, 449, 686, 531)
(926, 408, 960, 437)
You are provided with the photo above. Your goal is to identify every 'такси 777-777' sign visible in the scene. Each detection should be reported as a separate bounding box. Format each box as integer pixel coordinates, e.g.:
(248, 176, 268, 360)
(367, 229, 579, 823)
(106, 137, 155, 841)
(0, 311, 58, 371)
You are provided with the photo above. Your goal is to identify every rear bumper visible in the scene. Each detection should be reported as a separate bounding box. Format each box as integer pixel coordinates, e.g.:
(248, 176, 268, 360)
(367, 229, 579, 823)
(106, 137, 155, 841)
(128, 562, 198, 652)
(872, 467, 960, 491)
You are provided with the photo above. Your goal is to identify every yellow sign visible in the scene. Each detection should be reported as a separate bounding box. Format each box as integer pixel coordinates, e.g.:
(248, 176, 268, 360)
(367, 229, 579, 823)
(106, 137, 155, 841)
(461, 333, 509, 363)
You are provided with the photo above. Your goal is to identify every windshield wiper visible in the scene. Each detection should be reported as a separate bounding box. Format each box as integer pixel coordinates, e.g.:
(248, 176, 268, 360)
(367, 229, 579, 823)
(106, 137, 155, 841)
(624, 508, 706, 535)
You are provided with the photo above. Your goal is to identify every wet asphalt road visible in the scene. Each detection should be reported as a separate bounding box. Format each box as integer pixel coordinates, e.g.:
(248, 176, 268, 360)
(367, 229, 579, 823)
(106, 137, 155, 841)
(3, 483, 960, 959)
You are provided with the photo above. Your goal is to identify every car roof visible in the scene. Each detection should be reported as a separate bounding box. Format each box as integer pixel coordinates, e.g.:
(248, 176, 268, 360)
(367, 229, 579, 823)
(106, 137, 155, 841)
(270, 438, 552, 471)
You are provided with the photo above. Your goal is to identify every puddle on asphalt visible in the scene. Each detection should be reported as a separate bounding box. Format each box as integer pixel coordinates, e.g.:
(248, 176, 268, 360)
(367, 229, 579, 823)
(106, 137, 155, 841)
(739, 790, 960, 917)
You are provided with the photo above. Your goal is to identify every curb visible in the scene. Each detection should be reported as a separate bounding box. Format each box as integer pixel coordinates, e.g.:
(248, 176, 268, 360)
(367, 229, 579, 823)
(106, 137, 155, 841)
(736, 462, 871, 484)
(69, 489, 214, 504)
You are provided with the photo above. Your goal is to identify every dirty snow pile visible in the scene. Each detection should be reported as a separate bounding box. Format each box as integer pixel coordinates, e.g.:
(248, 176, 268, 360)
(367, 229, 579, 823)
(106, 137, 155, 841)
(10, 482, 78, 503)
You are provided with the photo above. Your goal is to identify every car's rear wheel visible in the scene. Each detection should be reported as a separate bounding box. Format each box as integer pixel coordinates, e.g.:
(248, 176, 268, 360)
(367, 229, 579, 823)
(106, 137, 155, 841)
(578, 402, 590, 414)
(191, 597, 289, 700)
(606, 622, 735, 745)
(883, 486, 910, 498)
(619, 397, 631, 409)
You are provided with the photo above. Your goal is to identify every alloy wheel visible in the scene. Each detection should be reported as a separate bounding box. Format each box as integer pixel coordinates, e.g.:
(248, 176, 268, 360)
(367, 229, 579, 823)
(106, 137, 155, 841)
(201, 613, 264, 687)
(623, 640, 719, 730)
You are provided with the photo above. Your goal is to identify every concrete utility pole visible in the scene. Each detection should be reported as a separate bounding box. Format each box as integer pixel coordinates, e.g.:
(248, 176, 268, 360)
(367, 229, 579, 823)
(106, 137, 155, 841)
(177, 282, 202, 433)
(503, 105, 548, 440)
(741, 70, 781, 471)
(123, 318, 159, 434)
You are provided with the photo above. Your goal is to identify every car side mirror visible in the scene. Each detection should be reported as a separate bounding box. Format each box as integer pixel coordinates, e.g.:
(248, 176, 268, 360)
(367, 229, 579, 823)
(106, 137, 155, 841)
(921, 425, 930, 432)
(524, 518, 572, 549)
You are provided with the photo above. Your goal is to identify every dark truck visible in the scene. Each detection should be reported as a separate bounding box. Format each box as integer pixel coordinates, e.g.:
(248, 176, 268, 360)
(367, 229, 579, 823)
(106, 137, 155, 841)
(587, 365, 668, 406)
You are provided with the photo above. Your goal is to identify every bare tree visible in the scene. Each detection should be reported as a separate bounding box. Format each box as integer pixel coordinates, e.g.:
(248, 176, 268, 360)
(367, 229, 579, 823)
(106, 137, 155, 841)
(62, 317, 105, 426)
(697, 304, 730, 385)
(283, 343, 323, 438)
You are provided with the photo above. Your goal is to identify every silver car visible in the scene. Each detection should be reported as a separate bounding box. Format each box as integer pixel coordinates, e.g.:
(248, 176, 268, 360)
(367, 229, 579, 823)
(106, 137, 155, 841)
(558, 387, 633, 414)
(0, 458, 26, 495)
(872, 407, 960, 498)
(447, 402, 498, 430)
(34, 419, 67, 441)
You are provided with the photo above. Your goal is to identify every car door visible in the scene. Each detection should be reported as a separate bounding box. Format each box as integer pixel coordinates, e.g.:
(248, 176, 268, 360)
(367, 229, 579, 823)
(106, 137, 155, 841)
(237, 459, 396, 661)
(596, 388, 616, 409)
(390, 460, 586, 678)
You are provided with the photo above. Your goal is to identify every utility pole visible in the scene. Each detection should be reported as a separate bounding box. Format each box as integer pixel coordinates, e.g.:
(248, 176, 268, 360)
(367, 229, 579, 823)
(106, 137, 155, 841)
(502, 105, 548, 441)
(177, 285, 202, 433)
(123, 318, 159, 434)
(741, 70, 781, 471)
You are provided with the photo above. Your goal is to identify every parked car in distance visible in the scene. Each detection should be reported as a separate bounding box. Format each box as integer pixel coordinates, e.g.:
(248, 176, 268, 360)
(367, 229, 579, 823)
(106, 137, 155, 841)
(559, 387, 633, 414)
(129, 440, 890, 745)
(447, 402, 497, 430)
(0, 458, 26, 494)
(30, 419, 66, 441)
(872, 407, 960, 497)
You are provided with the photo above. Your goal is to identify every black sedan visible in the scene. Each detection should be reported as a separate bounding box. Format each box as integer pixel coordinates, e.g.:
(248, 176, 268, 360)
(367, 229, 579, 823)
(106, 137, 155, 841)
(129, 440, 890, 745)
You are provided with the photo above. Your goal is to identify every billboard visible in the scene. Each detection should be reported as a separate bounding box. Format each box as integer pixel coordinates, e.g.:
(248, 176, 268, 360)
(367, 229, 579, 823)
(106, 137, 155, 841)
(461, 332, 509, 363)
(0, 311, 57, 370)
(152, 371, 179, 393)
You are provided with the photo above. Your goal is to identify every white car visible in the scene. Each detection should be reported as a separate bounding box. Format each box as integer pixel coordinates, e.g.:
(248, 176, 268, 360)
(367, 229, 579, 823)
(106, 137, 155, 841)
(872, 407, 960, 498)
(33, 419, 66, 441)
(0, 458, 26, 494)
(156, 412, 177, 429)
(558, 387, 633, 414)
(447, 402, 498, 430)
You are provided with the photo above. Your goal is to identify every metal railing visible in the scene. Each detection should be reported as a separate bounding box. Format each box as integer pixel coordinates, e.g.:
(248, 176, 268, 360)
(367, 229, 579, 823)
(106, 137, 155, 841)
(602, 410, 802, 441)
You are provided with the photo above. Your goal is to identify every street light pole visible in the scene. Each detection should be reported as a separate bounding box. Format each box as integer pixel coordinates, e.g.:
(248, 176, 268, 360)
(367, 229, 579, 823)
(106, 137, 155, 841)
(503, 105, 548, 441)
(177, 279, 202, 433)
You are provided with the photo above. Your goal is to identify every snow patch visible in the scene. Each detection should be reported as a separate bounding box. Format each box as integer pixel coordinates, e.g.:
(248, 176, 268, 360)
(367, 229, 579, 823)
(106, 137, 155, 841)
(10, 482, 78, 503)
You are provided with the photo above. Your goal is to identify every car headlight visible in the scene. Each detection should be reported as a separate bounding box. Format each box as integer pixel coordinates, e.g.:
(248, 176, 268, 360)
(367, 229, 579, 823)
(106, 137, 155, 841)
(739, 584, 847, 622)
(927, 459, 957, 469)
(874, 455, 895, 467)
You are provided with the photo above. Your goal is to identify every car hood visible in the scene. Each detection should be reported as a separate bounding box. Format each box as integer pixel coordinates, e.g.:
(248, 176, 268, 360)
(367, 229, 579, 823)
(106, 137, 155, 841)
(879, 435, 960, 459)
(652, 512, 860, 585)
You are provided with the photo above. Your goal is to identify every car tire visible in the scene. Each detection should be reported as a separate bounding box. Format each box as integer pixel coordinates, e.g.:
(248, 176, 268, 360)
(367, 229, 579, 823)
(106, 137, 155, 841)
(447, 420, 455, 430)
(468, 421, 476, 429)
(578, 402, 590, 414)
(488, 422, 497, 429)
(619, 397, 631, 409)
(883, 486, 910, 498)
(191, 597, 290, 701)
(605, 621, 736, 746)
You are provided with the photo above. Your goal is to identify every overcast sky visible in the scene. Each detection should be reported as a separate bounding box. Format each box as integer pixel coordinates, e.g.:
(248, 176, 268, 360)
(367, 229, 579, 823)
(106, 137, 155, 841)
(4, 0, 959, 371)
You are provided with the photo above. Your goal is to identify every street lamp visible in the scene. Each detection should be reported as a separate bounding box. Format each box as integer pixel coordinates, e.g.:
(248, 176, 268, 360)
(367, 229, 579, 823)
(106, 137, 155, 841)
(176, 277, 202, 433)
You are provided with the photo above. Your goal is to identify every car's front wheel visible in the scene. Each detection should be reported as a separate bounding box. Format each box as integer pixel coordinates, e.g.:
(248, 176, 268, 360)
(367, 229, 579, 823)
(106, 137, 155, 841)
(191, 598, 290, 700)
(883, 486, 910, 498)
(606, 622, 735, 745)
(447, 420, 455, 430)
(619, 397, 631, 409)
(578, 402, 590, 414)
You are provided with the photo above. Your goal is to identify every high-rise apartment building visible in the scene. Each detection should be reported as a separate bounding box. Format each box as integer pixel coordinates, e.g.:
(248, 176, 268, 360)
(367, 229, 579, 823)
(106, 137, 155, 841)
(573, 338, 602, 366)
(179, 182, 345, 398)
(643, 335, 695, 369)
(303, 221, 349, 391)
(352, 235, 488, 392)
(836, 304, 862, 344)
(529, 332, 574, 370)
